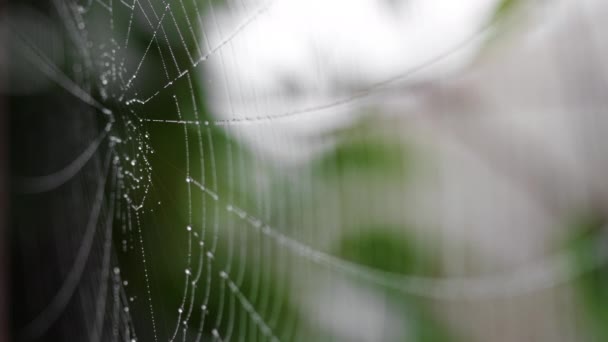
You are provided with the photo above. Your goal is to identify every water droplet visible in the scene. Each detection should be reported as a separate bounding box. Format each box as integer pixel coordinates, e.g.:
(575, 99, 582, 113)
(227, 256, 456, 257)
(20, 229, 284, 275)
(178, 308, 183, 313)
(186, 225, 192, 231)
(113, 267, 120, 275)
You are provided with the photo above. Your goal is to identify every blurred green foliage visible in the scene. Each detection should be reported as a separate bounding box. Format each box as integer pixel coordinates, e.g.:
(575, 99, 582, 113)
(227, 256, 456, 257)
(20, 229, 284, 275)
(490, 0, 521, 24)
(314, 138, 410, 179)
(337, 227, 453, 342)
(567, 214, 608, 341)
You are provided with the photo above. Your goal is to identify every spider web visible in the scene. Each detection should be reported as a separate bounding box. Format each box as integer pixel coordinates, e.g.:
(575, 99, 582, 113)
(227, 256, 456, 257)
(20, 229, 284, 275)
(10, 0, 608, 341)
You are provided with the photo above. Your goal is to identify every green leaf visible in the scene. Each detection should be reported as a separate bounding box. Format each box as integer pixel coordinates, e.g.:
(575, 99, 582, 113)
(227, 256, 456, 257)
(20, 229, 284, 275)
(314, 139, 410, 178)
(336, 227, 453, 341)
(338, 228, 419, 275)
(490, 0, 520, 24)
(566, 215, 608, 340)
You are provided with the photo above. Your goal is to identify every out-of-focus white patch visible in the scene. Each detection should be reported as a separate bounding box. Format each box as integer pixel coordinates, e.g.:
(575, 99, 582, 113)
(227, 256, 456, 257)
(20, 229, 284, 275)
(200, 0, 499, 163)
(302, 277, 408, 341)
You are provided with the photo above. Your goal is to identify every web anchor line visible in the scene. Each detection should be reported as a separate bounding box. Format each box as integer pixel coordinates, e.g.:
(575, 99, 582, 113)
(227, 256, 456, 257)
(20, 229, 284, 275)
(187, 174, 608, 301)
(19, 152, 114, 341)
